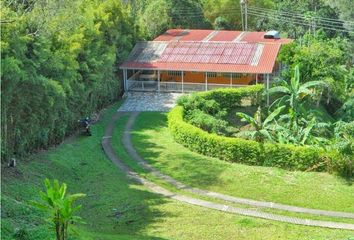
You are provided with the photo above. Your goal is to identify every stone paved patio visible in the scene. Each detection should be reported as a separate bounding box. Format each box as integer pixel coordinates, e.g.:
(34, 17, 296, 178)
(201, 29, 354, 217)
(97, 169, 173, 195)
(118, 92, 183, 112)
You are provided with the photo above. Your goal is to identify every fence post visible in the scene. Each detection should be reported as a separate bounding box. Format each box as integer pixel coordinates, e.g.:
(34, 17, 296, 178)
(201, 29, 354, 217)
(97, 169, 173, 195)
(123, 69, 127, 92)
(158, 70, 160, 92)
(267, 73, 270, 106)
(181, 71, 184, 93)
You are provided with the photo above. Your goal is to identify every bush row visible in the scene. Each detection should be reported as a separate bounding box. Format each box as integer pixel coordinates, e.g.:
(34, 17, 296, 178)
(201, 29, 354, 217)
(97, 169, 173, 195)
(168, 104, 349, 175)
(197, 84, 264, 109)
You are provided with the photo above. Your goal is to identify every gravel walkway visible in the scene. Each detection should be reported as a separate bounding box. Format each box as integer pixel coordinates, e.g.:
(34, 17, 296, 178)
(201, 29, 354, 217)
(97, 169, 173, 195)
(102, 111, 354, 230)
(118, 92, 183, 112)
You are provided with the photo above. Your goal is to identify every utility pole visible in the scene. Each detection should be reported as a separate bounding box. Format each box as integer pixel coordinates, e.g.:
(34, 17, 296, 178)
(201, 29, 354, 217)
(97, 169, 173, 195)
(245, 0, 248, 31)
(313, 6, 317, 35)
(240, 0, 248, 31)
(240, 0, 244, 31)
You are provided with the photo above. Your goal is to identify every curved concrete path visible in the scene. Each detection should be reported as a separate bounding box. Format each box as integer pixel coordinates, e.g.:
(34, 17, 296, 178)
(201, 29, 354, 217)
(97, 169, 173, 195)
(102, 111, 354, 230)
(123, 112, 354, 220)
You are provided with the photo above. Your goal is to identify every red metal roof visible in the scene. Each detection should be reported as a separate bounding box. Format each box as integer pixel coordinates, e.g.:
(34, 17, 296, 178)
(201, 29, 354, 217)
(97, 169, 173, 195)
(209, 30, 242, 41)
(122, 29, 292, 74)
(158, 41, 259, 65)
(153, 29, 292, 44)
(241, 31, 292, 44)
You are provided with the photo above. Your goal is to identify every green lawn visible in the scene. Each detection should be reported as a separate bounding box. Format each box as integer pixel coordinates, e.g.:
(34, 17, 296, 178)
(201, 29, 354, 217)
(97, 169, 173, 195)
(131, 112, 354, 213)
(2, 103, 354, 240)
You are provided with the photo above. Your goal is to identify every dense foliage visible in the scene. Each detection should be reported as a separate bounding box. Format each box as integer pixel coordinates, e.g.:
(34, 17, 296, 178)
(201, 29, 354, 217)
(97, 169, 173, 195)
(177, 95, 228, 134)
(1, 0, 137, 160)
(278, 35, 353, 115)
(174, 70, 352, 175)
(168, 105, 349, 175)
(177, 85, 263, 135)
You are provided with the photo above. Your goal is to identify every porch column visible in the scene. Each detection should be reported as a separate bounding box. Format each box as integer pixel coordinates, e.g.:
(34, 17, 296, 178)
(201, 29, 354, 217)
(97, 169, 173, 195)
(256, 74, 258, 84)
(266, 73, 270, 106)
(205, 72, 208, 91)
(230, 73, 232, 87)
(157, 70, 160, 92)
(123, 69, 127, 92)
(181, 71, 184, 93)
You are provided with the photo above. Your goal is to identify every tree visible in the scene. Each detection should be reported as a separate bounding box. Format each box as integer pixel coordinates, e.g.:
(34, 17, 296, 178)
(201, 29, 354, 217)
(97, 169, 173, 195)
(139, 0, 211, 39)
(30, 179, 86, 240)
(1, 0, 136, 161)
(214, 16, 231, 30)
(268, 65, 327, 112)
(202, 0, 242, 30)
(236, 106, 284, 142)
(275, 116, 330, 146)
(261, 0, 342, 38)
(264, 65, 331, 145)
(277, 36, 351, 114)
(202, 0, 274, 31)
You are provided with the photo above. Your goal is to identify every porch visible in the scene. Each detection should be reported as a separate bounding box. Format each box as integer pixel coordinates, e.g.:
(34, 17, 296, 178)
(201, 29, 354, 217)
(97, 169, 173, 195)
(123, 69, 276, 93)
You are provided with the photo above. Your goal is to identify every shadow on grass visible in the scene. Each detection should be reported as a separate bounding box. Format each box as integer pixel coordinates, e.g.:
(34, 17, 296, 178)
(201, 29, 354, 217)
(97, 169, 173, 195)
(1, 107, 174, 240)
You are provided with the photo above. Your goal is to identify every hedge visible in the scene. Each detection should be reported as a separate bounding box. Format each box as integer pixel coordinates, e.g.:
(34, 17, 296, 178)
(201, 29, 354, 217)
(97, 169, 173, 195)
(168, 87, 349, 174)
(197, 84, 264, 109)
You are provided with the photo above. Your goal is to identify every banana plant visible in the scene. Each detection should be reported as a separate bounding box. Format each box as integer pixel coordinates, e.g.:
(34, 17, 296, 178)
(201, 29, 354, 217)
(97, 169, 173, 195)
(30, 179, 86, 240)
(275, 117, 329, 146)
(236, 106, 285, 142)
(267, 65, 327, 115)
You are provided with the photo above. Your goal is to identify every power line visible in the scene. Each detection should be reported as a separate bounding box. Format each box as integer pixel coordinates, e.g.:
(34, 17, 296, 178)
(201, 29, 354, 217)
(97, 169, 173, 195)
(246, 10, 353, 33)
(166, 9, 353, 33)
(247, 7, 354, 29)
(246, 11, 353, 33)
(174, 6, 354, 27)
(248, 5, 354, 25)
(246, 9, 344, 29)
(247, 7, 345, 26)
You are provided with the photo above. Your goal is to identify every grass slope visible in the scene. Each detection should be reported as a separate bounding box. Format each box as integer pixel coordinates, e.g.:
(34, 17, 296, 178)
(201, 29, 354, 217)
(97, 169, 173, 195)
(131, 112, 354, 213)
(1, 103, 353, 240)
(109, 112, 354, 239)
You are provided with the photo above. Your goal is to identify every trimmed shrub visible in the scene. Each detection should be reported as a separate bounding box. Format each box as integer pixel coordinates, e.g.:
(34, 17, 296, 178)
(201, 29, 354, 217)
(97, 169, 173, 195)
(178, 92, 229, 135)
(177, 94, 224, 116)
(187, 109, 228, 135)
(197, 84, 264, 109)
(168, 89, 351, 175)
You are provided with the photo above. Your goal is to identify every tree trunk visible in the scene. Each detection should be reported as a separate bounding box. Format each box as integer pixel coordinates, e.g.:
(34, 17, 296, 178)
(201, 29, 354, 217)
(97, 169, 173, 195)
(55, 212, 61, 240)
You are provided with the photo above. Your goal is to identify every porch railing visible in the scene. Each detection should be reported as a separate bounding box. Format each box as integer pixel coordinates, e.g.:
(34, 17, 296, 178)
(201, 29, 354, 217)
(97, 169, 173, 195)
(127, 80, 157, 91)
(127, 80, 249, 92)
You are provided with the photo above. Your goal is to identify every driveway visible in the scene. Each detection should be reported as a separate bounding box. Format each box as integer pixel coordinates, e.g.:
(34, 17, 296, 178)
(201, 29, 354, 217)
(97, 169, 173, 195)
(118, 92, 183, 112)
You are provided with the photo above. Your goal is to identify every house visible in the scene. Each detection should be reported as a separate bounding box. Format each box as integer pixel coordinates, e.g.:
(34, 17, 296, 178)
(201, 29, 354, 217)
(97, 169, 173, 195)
(120, 29, 292, 94)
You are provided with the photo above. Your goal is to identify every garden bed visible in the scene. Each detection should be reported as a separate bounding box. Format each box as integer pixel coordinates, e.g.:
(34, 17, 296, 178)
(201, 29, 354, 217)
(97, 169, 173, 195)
(168, 86, 348, 174)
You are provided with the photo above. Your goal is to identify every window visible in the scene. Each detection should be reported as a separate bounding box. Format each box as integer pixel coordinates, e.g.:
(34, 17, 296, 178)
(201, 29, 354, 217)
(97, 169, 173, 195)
(207, 72, 217, 78)
(234, 73, 242, 79)
(223, 73, 231, 78)
(167, 71, 182, 77)
(223, 73, 242, 79)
